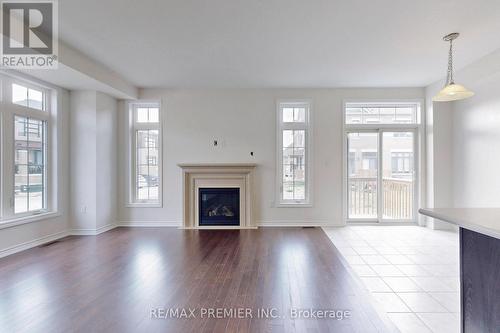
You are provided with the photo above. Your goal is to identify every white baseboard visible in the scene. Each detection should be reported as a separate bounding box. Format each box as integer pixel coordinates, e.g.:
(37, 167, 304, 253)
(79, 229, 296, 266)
(0, 230, 69, 258)
(117, 221, 181, 227)
(257, 220, 342, 227)
(69, 223, 117, 236)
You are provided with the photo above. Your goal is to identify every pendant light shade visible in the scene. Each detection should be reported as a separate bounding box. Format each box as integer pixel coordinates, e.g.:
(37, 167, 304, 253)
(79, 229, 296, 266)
(433, 33, 474, 102)
(433, 83, 475, 102)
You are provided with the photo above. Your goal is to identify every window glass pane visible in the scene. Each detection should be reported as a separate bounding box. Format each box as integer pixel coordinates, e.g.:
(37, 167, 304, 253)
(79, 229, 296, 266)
(282, 181, 294, 200)
(29, 173, 44, 211)
(347, 132, 378, 219)
(137, 108, 149, 122)
(383, 132, 415, 220)
(14, 116, 46, 213)
(136, 130, 149, 147)
(148, 108, 159, 123)
(27, 118, 42, 141)
(293, 182, 305, 200)
(12, 83, 28, 107)
(148, 130, 159, 148)
(135, 129, 159, 202)
(282, 130, 293, 148)
(293, 130, 305, 147)
(294, 108, 305, 122)
(282, 148, 294, 165)
(28, 88, 43, 110)
(293, 148, 305, 164)
(346, 107, 362, 124)
(282, 108, 294, 122)
(345, 103, 418, 125)
(15, 165, 28, 214)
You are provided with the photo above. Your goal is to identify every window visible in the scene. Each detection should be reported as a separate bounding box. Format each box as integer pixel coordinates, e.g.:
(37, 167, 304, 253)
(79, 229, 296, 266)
(345, 103, 418, 125)
(129, 102, 161, 205)
(362, 151, 377, 170)
(0, 74, 53, 222)
(14, 116, 46, 213)
(12, 83, 45, 110)
(391, 151, 413, 177)
(277, 100, 311, 205)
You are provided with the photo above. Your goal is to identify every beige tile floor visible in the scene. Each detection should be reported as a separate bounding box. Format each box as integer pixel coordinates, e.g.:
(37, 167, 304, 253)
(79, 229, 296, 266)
(323, 225, 460, 333)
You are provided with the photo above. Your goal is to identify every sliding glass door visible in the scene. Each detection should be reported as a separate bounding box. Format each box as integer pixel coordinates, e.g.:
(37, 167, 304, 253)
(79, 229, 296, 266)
(382, 131, 415, 220)
(347, 132, 379, 220)
(346, 130, 416, 222)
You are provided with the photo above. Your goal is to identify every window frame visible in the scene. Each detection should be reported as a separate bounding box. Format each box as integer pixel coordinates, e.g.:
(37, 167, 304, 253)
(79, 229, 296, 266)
(0, 73, 54, 223)
(127, 100, 163, 207)
(276, 99, 313, 207)
(342, 99, 423, 224)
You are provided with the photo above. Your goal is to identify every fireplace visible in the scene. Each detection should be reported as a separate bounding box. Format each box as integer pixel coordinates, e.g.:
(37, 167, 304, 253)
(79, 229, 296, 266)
(199, 188, 240, 226)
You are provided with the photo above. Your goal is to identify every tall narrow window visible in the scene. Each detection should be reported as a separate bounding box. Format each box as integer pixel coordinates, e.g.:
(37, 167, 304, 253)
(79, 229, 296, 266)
(130, 103, 161, 204)
(0, 74, 53, 222)
(14, 116, 47, 213)
(277, 100, 311, 205)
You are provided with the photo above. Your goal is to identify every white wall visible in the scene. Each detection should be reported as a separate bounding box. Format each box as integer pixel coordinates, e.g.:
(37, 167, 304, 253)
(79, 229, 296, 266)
(450, 50, 500, 207)
(424, 81, 455, 229)
(96, 93, 118, 229)
(0, 87, 71, 257)
(70, 91, 98, 230)
(70, 91, 117, 233)
(118, 88, 424, 227)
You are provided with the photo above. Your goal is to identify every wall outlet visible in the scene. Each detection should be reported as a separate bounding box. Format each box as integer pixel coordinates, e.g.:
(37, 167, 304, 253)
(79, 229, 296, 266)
(81, 206, 87, 214)
(212, 138, 225, 148)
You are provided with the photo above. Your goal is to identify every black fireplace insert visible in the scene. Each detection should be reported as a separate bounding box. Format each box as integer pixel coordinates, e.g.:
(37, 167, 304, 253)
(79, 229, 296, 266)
(199, 188, 240, 226)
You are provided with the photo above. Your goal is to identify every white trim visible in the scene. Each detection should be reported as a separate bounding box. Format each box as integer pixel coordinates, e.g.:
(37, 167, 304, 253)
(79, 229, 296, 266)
(117, 221, 181, 227)
(69, 224, 117, 236)
(258, 220, 343, 227)
(0, 211, 60, 230)
(275, 98, 313, 206)
(0, 229, 69, 258)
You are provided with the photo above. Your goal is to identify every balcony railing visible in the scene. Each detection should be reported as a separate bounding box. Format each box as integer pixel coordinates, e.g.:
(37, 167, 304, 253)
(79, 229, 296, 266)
(348, 177, 413, 220)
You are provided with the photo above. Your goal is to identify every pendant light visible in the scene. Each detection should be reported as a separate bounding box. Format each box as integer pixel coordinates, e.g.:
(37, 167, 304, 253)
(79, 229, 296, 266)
(433, 33, 474, 102)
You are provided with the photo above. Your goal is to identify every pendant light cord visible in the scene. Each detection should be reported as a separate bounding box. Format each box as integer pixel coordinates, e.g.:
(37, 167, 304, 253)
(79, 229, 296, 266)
(447, 39, 454, 85)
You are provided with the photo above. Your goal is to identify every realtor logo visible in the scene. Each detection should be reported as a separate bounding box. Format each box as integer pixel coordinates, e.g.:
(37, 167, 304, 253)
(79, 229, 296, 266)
(1, 0, 58, 68)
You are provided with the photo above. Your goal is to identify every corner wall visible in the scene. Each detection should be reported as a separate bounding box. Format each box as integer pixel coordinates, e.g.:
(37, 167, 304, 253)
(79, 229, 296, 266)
(70, 91, 117, 234)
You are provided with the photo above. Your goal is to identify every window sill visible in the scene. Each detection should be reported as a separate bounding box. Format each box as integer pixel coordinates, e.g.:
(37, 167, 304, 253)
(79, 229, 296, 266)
(125, 203, 162, 208)
(0, 211, 61, 230)
(276, 203, 313, 208)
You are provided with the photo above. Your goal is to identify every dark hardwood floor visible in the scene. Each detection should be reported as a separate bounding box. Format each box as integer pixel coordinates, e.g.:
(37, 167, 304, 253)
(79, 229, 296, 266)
(0, 227, 394, 332)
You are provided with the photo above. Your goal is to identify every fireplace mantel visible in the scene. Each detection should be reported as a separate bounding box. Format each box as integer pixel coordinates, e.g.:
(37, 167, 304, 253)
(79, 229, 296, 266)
(178, 163, 257, 229)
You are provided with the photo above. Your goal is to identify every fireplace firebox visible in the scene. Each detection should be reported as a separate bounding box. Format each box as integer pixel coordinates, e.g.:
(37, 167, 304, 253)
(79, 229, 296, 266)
(199, 188, 240, 226)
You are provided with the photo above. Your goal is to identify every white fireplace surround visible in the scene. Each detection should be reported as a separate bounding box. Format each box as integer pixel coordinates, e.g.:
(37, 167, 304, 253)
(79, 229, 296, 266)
(178, 163, 257, 229)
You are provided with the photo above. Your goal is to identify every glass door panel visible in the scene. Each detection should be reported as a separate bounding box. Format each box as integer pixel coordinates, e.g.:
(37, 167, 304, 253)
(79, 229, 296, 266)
(347, 132, 378, 219)
(382, 131, 415, 220)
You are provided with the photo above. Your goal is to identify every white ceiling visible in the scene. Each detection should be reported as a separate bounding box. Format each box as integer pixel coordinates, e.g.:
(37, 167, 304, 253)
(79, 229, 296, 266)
(59, 0, 500, 88)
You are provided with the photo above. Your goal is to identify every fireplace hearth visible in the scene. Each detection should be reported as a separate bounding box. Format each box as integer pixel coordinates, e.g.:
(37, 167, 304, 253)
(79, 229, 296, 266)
(199, 188, 240, 226)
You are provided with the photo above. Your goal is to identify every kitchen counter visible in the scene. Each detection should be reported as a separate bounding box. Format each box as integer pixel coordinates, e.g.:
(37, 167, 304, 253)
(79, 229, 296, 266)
(418, 207, 500, 239)
(419, 207, 500, 333)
